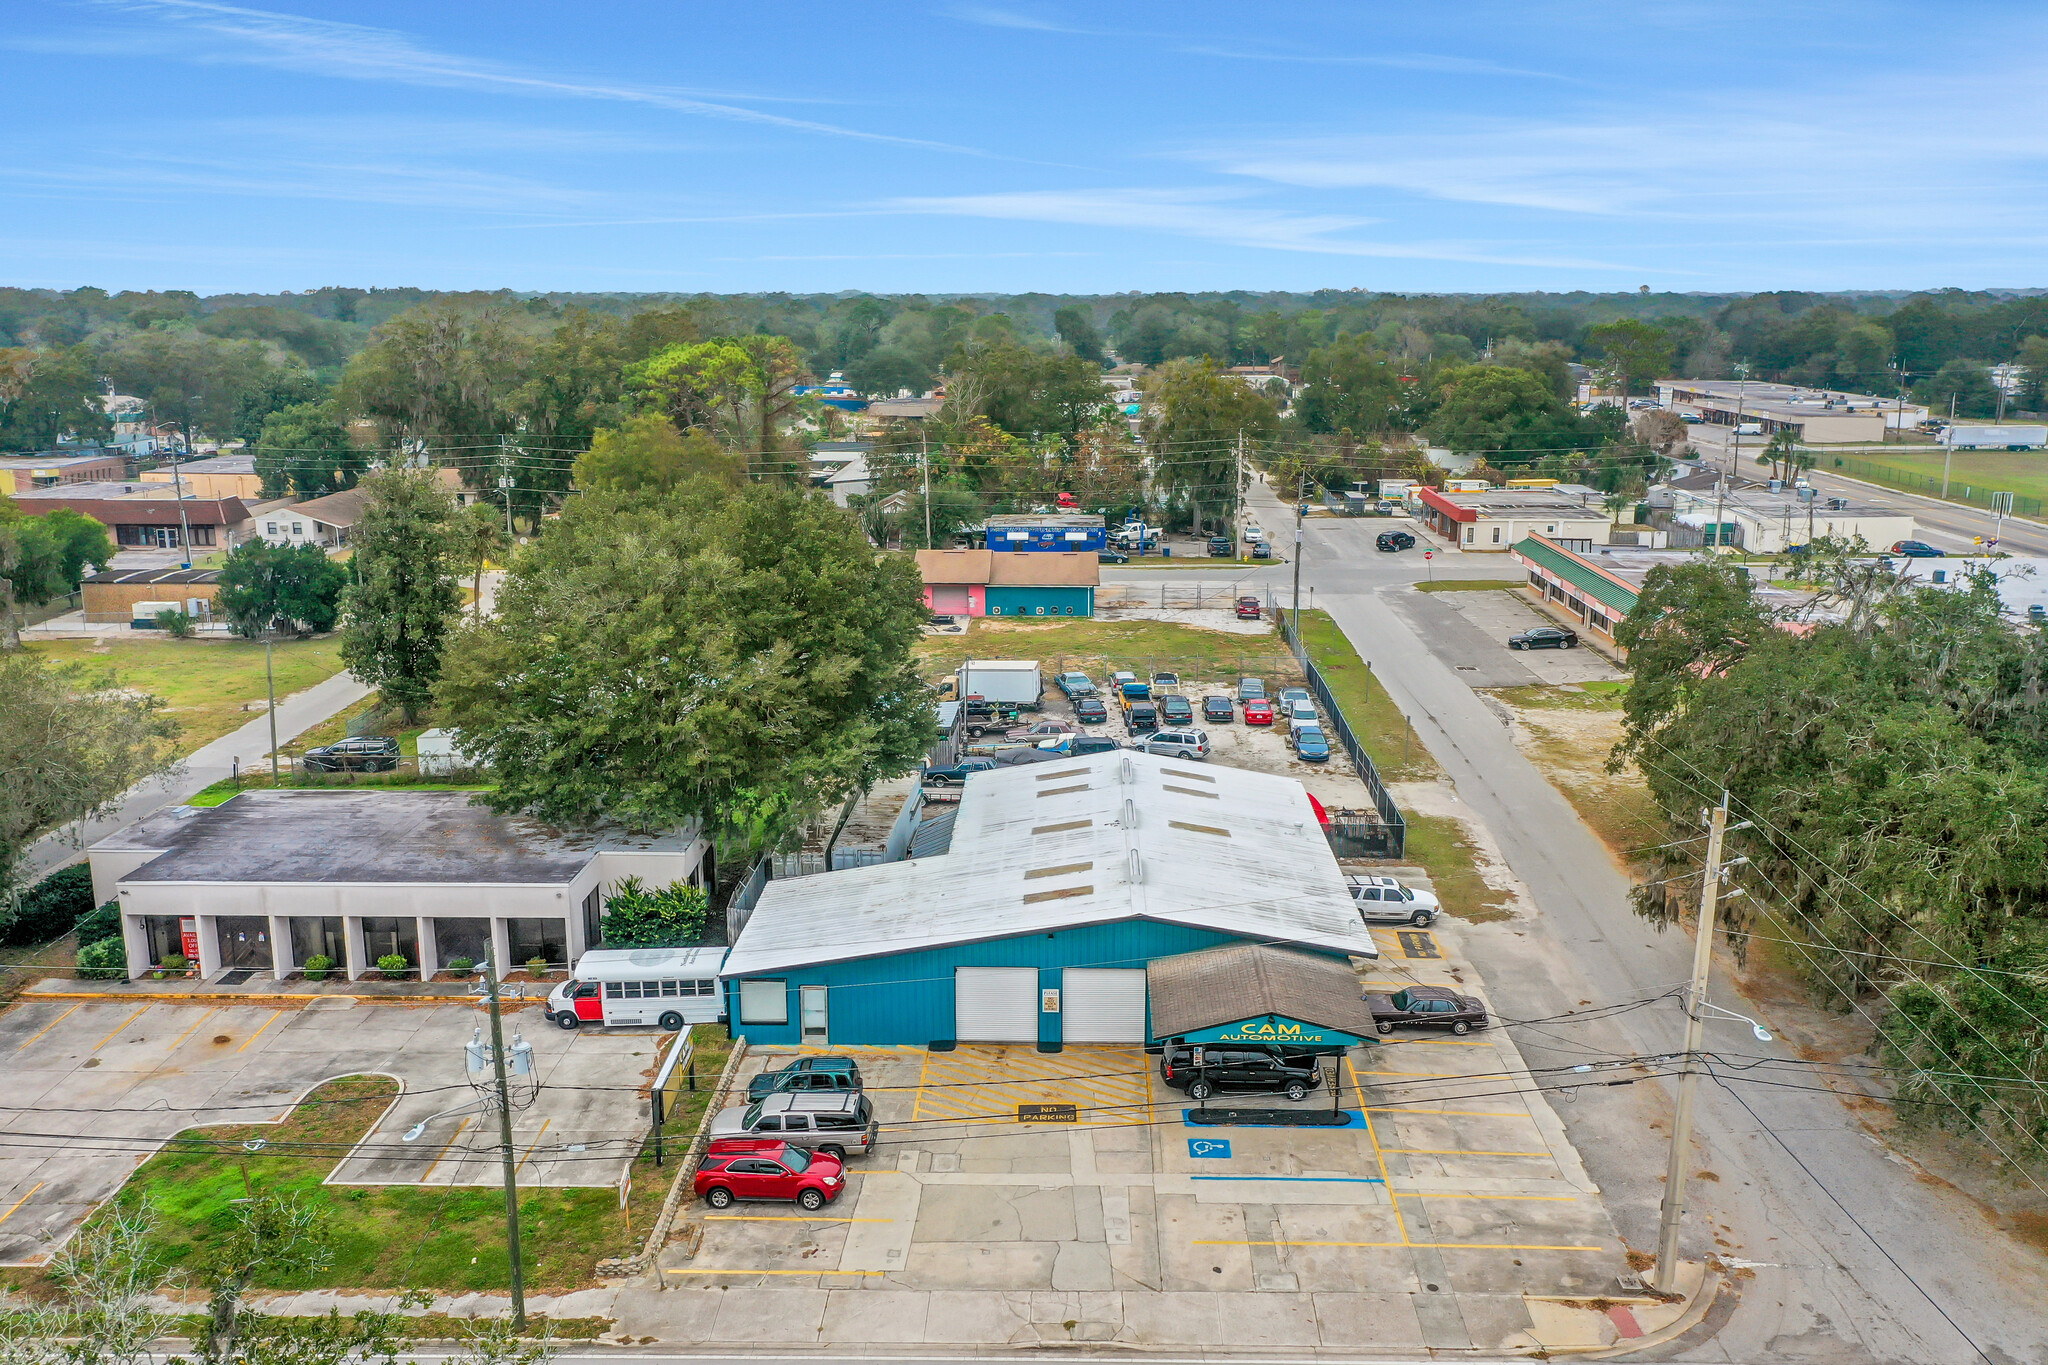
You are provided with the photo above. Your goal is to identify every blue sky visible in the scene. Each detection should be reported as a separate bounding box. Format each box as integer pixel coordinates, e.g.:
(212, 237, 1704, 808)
(8, 1, 2048, 294)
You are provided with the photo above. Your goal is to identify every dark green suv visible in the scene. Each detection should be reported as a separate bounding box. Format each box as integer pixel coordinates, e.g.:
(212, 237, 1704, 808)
(746, 1056, 864, 1103)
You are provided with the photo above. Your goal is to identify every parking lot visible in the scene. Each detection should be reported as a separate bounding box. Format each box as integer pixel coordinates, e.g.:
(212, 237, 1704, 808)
(658, 912, 1629, 1351)
(0, 998, 655, 1265)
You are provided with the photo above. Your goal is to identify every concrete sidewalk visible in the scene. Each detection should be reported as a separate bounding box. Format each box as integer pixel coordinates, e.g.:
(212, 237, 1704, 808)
(21, 667, 372, 883)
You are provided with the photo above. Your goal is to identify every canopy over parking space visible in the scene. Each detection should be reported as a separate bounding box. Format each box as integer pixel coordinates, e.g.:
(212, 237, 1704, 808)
(1147, 942, 1374, 1049)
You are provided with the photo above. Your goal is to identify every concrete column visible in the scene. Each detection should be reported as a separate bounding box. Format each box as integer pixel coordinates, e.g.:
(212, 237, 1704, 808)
(194, 914, 223, 980)
(488, 917, 511, 982)
(122, 913, 150, 981)
(343, 916, 367, 981)
(415, 916, 438, 981)
(268, 915, 293, 982)
(565, 898, 588, 966)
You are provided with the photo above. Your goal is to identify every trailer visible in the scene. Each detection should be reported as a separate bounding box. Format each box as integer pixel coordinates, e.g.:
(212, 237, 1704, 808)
(956, 659, 1043, 711)
(1943, 424, 2048, 450)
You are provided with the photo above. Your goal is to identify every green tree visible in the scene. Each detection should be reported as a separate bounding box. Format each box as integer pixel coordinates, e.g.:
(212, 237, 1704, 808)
(1296, 334, 1402, 434)
(629, 334, 810, 471)
(0, 499, 113, 647)
(437, 484, 932, 853)
(339, 469, 461, 722)
(1427, 364, 1577, 458)
(228, 366, 328, 444)
(2015, 335, 2048, 412)
(1142, 359, 1278, 534)
(1583, 319, 1675, 396)
(198, 1192, 334, 1359)
(1053, 305, 1104, 363)
(1916, 358, 2000, 419)
(334, 303, 534, 496)
(0, 651, 179, 917)
(572, 414, 744, 495)
(448, 500, 510, 626)
(216, 540, 348, 638)
(253, 401, 365, 498)
(101, 330, 273, 451)
(0, 345, 112, 451)
(600, 875, 709, 946)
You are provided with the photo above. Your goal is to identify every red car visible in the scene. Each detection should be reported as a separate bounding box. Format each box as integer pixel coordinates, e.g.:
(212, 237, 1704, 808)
(696, 1139, 845, 1211)
(1243, 699, 1275, 725)
(1235, 596, 1262, 620)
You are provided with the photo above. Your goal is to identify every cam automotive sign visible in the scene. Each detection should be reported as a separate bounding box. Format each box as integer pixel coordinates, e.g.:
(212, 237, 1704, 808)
(1177, 1013, 1365, 1048)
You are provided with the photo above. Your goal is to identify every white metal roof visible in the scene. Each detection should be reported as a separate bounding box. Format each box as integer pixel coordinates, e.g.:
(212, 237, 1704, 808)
(576, 947, 727, 979)
(721, 749, 1376, 978)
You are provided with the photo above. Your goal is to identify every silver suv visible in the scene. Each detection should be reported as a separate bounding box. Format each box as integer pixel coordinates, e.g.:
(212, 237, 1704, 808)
(1144, 729, 1210, 760)
(708, 1090, 879, 1160)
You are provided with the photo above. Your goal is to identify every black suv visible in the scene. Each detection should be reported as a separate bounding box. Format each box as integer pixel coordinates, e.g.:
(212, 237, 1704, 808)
(1159, 1044, 1325, 1102)
(747, 1056, 863, 1103)
(1375, 530, 1415, 552)
(301, 737, 400, 772)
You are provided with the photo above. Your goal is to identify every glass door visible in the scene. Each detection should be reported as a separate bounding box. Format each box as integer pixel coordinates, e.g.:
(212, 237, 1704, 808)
(800, 986, 828, 1043)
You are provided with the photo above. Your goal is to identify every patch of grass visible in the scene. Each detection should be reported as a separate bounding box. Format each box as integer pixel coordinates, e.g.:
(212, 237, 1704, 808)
(1402, 814, 1513, 923)
(1294, 609, 1437, 782)
(916, 616, 1299, 687)
(1413, 579, 1525, 593)
(1828, 445, 2048, 509)
(1488, 682, 1630, 711)
(186, 776, 496, 807)
(103, 1033, 734, 1292)
(26, 637, 347, 754)
(281, 694, 439, 758)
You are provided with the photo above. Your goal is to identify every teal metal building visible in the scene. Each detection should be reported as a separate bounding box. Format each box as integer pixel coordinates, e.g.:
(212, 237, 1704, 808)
(984, 583, 1095, 618)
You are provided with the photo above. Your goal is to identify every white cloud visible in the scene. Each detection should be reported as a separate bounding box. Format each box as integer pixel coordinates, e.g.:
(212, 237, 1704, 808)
(55, 0, 979, 152)
(886, 187, 1640, 269)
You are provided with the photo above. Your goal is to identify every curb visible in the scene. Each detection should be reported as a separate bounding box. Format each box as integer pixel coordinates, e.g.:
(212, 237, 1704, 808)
(1570, 1267, 1724, 1359)
(15, 991, 533, 1006)
(595, 1035, 749, 1281)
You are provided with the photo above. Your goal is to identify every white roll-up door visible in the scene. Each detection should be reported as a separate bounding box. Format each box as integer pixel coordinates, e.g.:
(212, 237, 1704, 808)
(1061, 968, 1148, 1043)
(954, 967, 1039, 1041)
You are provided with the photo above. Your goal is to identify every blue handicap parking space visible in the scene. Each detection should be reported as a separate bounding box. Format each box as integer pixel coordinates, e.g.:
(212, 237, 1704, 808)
(1187, 1137, 1233, 1159)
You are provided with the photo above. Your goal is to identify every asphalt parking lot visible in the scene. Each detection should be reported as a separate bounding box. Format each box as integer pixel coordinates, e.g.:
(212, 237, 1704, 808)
(0, 998, 655, 1265)
(658, 914, 1627, 1350)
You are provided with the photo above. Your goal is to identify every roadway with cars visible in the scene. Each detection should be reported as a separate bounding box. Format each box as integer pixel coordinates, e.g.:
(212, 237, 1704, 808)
(1104, 483, 2048, 1364)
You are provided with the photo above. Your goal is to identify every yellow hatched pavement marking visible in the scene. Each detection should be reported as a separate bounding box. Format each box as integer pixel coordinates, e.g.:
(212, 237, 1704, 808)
(912, 1046, 1150, 1125)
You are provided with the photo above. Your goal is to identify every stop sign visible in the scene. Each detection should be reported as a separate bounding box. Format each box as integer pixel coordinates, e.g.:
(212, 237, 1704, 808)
(1424, 550, 1433, 560)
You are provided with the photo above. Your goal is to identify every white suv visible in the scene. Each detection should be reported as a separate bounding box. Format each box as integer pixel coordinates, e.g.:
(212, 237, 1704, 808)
(1348, 875, 1439, 926)
(1144, 729, 1210, 760)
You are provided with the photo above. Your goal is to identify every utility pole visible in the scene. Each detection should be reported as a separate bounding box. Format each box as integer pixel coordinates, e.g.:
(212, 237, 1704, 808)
(1291, 472, 1306, 641)
(1941, 395, 1957, 499)
(1235, 429, 1247, 536)
(172, 397, 196, 569)
(1654, 794, 1728, 1291)
(1712, 474, 1726, 553)
(921, 433, 933, 549)
(498, 473, 516, 539)
(483, 953, 528, 1330)
(264, 633, 280, 786)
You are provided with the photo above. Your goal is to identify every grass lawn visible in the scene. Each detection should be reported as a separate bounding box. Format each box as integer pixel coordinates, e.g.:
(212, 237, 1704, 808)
(98, 1030, 734, 1294)
(1402, 813, 1513, 923)
(26, 636, 347, 754)
(916, 616, 1300, 687)
(1293, 609, 1437, 782)
(187, 777, 495, 807)
(1485, 684, 1667, 863)
(1826, 445, 2048, 511)
(280, 693, 439, 758)
(1413, 579, 1524, 594)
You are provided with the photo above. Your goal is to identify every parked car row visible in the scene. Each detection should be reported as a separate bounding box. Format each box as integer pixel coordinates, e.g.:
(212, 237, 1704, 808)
(699, 1057, 879, 1210)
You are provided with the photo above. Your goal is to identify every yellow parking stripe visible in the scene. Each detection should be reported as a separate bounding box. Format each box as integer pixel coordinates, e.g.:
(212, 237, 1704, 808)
(913, 1046, 1150, 1126)
(512, 1118, 551, 1176)
(0, 1183, 45, 1228)
(91, 1005, 150, 1052)
(235, 1010, 283, 1053)
(419, 1116, 473, 1183)
(162, 1007, 220, 1055)
(11, 1004, 80, 1052)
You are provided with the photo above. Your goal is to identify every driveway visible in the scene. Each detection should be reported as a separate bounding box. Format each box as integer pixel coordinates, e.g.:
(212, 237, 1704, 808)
(0, 999, 652, 1264)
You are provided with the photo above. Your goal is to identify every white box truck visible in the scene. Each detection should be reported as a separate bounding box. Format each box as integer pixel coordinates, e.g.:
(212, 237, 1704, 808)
(956, 659, 1043, 711)
(546, 946, 727, 1031)
(1943, 425, 2048, 450)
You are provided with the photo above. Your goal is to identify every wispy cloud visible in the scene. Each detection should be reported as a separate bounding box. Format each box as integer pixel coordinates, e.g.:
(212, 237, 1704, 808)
(942, 4, 1110, 34)
(1176, 44, 1567, 81)
(885, 187, 1640, 269)
(54, 0, 982, 152)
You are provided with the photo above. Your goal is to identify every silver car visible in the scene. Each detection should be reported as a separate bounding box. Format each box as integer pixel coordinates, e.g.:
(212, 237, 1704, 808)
(708, 1091, 879, 1160)
(1144, 728, 1210, 760)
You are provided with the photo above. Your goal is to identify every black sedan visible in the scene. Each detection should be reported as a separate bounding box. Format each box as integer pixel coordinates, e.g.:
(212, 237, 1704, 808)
(1098, 549, 1130, 564)
(1508, 625, 1577, 650)
(1074, 696, 1109, 724)
(1366, 985, 1489, 1036)
(1375, 530, 1415, 552)
(1201, 695, 1234, 723)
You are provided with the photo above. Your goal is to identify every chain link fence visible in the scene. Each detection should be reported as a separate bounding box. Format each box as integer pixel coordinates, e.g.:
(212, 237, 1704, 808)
(1271, 599, 1407, 860)
(1828, 454, 2043, 519)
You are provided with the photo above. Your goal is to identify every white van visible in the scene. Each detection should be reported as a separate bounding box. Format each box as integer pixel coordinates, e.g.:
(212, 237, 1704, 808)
(546, 946, 728, 1031)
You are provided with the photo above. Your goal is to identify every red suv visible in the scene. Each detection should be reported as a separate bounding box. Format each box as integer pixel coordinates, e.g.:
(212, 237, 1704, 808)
(696, 1139, 845, 1211)
(1235, 596, 1262, 620)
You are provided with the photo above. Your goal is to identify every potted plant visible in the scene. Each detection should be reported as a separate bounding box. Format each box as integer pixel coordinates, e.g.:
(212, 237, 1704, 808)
(446, 956, 475, 979)
(303, 954, 335, 982)
(376, 953, 410, 981)
(153, 953, 190, 981)
(526, 956, 550, 980)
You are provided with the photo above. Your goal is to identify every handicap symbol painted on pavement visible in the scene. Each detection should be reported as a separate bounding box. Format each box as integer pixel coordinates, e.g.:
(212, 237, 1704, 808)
(1187, 1138, 1233, 1159)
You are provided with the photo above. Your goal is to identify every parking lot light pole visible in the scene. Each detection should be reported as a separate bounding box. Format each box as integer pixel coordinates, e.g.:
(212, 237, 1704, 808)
(483, 954, 528, 1330)
(264, 632, 280, 785)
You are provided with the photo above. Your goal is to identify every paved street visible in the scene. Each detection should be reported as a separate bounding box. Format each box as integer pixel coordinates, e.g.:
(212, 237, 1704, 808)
(1229, 480, 2048, 1363)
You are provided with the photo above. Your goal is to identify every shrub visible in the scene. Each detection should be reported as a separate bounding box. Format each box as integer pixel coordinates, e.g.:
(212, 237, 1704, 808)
(601, 876, 708, 948)
(157, 953, 189, 975)
(153, 608, 196, 638)
(3, 863, 96, 946)
(376, 953, 410, 980)
(526, 956, 550, 979)
(76, 936, 126, 981)
(303, 953, 334, 981)
(73, 900, 123, 948)
(446, 956, 475, 978)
